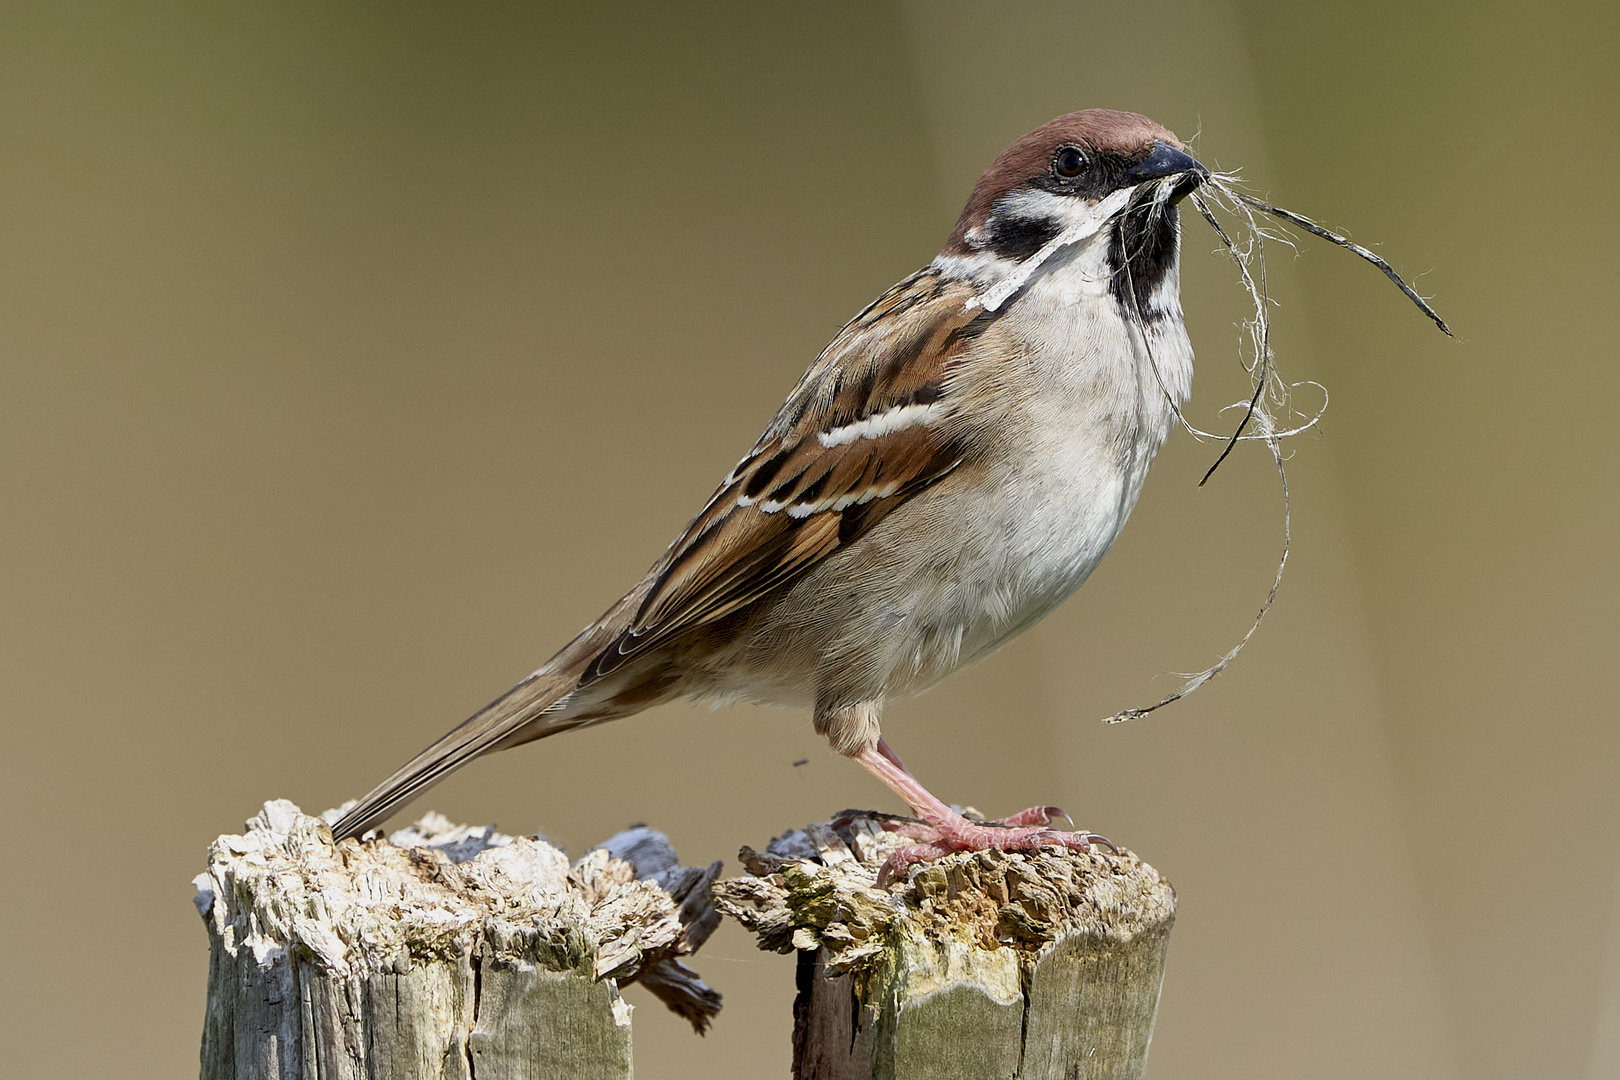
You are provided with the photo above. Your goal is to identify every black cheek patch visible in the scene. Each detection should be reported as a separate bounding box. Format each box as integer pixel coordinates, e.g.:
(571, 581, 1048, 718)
(983, 215, 1062, 262)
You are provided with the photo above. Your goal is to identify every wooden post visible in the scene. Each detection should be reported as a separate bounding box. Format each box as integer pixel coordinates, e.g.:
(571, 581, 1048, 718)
(714, 812, 1175, 1080)
(194, 800, 722, 1080)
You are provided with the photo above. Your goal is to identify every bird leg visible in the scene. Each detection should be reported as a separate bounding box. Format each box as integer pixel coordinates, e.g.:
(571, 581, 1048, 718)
(866, 739, 1067, 827)
(856, 738, 1112, 885)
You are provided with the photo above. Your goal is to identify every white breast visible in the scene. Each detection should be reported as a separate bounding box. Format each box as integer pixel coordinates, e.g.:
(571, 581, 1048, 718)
(711, 229, 1195, 708)
(881, 237, 1194, 691)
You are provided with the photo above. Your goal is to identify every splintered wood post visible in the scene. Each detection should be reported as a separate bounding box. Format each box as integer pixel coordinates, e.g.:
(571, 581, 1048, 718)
(194, 801, 723, 1080)
(714, 812, 1175, 1080)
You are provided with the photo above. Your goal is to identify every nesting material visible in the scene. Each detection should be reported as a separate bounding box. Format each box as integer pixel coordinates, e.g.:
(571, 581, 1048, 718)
(715, 812, 1175, 1080)
(195, 800, 721, 1080)
(1100, 173, 1452, 726)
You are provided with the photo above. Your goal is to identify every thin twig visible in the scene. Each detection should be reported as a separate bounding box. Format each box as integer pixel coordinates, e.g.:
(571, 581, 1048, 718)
(1229, 190, 1451, 336)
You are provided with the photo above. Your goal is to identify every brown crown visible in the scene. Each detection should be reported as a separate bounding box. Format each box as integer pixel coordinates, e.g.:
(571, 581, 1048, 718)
(942, 109, 1183, 257)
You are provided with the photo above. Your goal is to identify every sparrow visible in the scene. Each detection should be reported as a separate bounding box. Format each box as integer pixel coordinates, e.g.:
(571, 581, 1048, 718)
(331, 109, 1207, 873)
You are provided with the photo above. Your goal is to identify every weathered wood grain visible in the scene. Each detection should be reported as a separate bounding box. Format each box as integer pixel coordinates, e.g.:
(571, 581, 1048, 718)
(195, 801, 721, 1080)
(716, 811, 1175, 1080)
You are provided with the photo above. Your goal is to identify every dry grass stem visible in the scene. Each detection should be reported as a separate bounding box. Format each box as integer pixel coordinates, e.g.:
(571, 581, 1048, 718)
(1101, 173, 1448, 723)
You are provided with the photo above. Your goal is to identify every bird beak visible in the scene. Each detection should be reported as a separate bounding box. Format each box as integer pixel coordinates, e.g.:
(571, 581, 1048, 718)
(1122, 142, 1208, 190)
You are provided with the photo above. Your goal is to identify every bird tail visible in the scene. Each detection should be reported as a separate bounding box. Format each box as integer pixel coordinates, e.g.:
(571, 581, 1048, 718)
(328, 660, 589, 841)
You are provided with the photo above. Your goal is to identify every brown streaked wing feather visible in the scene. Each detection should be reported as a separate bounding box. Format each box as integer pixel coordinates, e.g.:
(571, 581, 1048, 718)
(335, 269, 993, 838)
(585, 269, 992, 679)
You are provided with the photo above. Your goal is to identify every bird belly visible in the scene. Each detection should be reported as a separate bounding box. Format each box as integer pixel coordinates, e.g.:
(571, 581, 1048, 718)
(885, 393, 1167, 694)
(871, 263, 1188, 692)
(710, 306, 1186, 708)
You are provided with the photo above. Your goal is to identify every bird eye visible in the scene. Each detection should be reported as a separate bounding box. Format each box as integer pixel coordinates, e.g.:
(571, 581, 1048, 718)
(1053, 146, 1087, 179)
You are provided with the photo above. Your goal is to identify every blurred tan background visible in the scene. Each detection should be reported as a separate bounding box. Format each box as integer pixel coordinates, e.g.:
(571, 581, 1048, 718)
(2, 2, 1615, 1077)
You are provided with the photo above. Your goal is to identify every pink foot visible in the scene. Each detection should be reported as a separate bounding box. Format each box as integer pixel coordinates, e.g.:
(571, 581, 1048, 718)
(877, 810, 1112, 885)
(990, 805, 1070, 828)
(853, 738, 1115, 886)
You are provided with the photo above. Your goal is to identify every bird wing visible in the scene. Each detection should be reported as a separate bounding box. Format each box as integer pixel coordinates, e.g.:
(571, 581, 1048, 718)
(331, 266, 994, 840)
(584, 267, 991, 677)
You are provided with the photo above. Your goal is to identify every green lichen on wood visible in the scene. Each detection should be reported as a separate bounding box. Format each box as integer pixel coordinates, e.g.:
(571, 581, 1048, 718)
(196, 801, 726, 1080)
(195, 801, 685, 981)
(715, 813, 1178, 1080)
(715, 813, 1174, 981)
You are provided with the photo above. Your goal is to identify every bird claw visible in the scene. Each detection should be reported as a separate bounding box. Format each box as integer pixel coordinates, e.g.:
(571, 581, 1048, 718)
(873, 816, 1115, 887)
(990, 804, 1071, 828)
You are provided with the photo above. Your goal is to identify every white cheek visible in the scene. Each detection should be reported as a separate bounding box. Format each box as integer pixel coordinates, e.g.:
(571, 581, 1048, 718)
(967, 188, 1134, 314)
(992, 187, 1111, 232)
